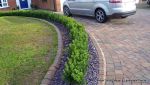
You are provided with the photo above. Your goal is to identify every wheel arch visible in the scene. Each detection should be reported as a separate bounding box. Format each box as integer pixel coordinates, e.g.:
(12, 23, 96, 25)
(63, 1, 70, 9)
(93, 4, 110, 16)
(95, 8, 105, 15)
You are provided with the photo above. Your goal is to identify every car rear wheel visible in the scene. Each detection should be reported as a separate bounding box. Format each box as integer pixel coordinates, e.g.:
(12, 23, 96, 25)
(95, 9, 107, 23)
(63, 6, 72, 16)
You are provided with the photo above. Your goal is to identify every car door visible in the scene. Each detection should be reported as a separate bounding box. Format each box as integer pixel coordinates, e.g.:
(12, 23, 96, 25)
(67, 0, 78, 14)
(68, 0, 94, 16)
(77, 0, 95, 16)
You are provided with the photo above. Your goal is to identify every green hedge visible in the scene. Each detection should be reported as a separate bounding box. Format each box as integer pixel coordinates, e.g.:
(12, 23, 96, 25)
(0, 10, 89, 84)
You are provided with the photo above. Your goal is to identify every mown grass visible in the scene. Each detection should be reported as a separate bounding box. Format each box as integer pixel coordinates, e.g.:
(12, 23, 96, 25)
(0, 16, 58, 85)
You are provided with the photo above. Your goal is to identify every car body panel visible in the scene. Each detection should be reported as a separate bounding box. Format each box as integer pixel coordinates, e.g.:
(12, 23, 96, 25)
(63, 0, 136, 17)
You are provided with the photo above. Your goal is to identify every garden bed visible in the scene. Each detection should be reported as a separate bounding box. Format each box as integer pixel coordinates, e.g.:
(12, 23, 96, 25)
(0, 10, 100, 85)
(50, 22, 99, 85)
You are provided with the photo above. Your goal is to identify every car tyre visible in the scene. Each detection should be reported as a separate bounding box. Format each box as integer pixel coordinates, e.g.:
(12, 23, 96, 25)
(147, 0, 150, 5)
(63, 6, 72, 16)
(121, 16, 127, 18)
(95, 9, 107, 23)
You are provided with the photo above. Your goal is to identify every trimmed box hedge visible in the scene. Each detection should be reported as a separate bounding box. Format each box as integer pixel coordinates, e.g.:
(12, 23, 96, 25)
(0, 10, 89, 84)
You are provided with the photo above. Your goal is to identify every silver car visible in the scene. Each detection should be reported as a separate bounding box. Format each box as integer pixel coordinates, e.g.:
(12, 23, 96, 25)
(63, 0, 136, 23)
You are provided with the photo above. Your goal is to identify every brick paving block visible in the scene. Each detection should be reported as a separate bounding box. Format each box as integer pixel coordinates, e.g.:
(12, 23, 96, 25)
(106, 59, 114, 64)
(107, 67, 115, 72)
(113, 60, 121, 63)
(115, 74, 124, 80)
(99, 65, 104, 72)
(142, 63, 150, 67)
(115, 66, 122, 70)
(144, 74, 150, 79)
(131, 82, 142, 85)
(98, 80, 104, 85)
(135, 71, 145, 75)
(106, 75, 116, 80)
(133, 68, 140, 73)
(114, 81, 124, 85)
(107, 64, 114, 68)
(115, 70, 123, 75)
(121, 62, 127, 66)
(107, 71, 115, 76)
(141, 68, 150, 75)
(105, 81, 114, 85)
(99, 58, 104, 61)
(128, 68, 137, 73)
(123, 74, 130, 80)
(99, 75, 104, 80)
(140, 77, 149, 82)
(100, 72, 104, 76)
(111, 55, 119, 59)
(123, 77, 130, 80)
(122, 67, 129, 72)
(136, 65, 145, 70)
(126, 64, 135, 69)
(142, 83, 150, 85)
(114, 62, 122, 66)
(100, 63, 104, 68)
(122, 82, 132, 85)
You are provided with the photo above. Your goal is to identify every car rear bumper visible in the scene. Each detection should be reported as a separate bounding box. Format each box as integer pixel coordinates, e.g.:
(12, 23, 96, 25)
(111, 11, 136, 18)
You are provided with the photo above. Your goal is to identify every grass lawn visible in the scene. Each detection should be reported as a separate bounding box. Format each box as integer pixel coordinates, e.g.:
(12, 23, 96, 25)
(0, 16, 58, 85)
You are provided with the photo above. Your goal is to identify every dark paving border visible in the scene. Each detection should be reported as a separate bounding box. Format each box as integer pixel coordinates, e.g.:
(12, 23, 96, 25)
(86, 30, 106, 85)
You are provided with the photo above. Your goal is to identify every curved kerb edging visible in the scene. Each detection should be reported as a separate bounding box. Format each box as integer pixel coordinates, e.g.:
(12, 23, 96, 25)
(86, 30, 106, 85)
(36, 19, 63, 85)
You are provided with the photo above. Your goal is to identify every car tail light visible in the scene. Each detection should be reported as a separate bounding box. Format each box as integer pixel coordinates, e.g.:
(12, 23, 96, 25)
(109, 0, 122, 3)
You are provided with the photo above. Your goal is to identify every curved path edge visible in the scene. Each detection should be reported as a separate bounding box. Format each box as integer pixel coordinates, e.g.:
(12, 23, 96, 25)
(34, 19, 63, 85)
(86, 30, 106, 85)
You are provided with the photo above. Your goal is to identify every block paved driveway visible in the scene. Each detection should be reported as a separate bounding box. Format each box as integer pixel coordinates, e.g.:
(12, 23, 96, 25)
(74, 9, 150, 85)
